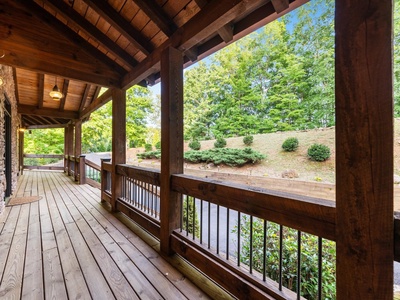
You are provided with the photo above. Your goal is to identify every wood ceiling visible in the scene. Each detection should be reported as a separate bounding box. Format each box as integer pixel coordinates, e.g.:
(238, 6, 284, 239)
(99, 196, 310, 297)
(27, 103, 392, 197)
(0, 0, 307, 128)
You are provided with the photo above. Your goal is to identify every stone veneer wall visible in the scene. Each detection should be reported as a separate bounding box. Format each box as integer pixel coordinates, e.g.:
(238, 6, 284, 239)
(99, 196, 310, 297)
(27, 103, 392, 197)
(0, 65, 20, 214)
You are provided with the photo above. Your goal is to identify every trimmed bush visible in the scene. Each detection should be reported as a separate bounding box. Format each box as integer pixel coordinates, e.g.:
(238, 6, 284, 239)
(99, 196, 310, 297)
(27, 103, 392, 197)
(144, 143, 153, 152)
(137, 150, 161, 159)
(184, 148, 265, 166)
(282, 137, 299, 152)
(214, 136, 227, 148)
(155, 141, 161, 150)
(307, 143, 331, 161)
(243, 135, 254, 146)
(189, 140, 201, 150)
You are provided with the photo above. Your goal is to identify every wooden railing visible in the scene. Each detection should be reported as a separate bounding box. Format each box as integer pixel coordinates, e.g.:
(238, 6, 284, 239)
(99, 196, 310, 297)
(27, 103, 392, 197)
(23, 154, 64, 170)
(103, 163, 337, 299)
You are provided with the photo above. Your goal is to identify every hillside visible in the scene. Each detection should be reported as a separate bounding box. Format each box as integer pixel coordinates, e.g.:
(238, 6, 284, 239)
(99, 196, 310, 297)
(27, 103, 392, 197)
(127, 119, 400, 184)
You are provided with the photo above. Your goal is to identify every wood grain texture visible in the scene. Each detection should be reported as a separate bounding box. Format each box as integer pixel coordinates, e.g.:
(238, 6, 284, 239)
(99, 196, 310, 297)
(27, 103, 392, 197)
(335, 0, 393, 298)
(160, 46, 184, 254)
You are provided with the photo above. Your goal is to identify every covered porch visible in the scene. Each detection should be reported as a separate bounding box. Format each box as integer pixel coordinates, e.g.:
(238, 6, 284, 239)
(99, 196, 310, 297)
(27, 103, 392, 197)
(0, 170, 220, 299)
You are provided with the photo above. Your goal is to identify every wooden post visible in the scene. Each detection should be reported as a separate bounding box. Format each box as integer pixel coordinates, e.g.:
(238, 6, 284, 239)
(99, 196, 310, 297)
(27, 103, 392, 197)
(64, 127, 68, 173)
(66, 124, 74, 176)
(79, 155, 86, 185)
(335, 0, 393, 299)
(160, 46, 184, 255)
(74, 121, 82, 182)
(111, 89, 126, 212)
(101, 158, 111, 203)
(18, 129, 24, 175)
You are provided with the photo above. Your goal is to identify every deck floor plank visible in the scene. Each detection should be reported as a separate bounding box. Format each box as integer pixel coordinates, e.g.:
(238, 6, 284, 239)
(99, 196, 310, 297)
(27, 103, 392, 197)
(0, 171, 215, 300)
(42, 171, 92, 300)
(21, 201, 44, 300)
(0, 204, 29, 298)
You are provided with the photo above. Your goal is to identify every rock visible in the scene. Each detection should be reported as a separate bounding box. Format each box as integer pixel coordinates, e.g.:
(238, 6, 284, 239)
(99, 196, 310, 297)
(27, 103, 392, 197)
(281, 169, 299, 179)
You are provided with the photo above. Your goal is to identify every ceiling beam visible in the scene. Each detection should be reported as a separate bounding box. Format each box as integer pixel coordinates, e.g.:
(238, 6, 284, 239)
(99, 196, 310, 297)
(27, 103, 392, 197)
(59, 79, 70, 112)
(43, 0, 138, 69)
(121, 0, 268, 88)
(193, 0, 233, 43)
(0, 0, 122, 87)
(79, 88, 113, 120)
(37, 74, 44, 109)
(81, 0, 154, 56)
(18, 104, 79, 119)
(271, 0, 290, 13)
(26, 124, 67, 129)
(132, 0, 177, 36)
(79, 84, 91, 112)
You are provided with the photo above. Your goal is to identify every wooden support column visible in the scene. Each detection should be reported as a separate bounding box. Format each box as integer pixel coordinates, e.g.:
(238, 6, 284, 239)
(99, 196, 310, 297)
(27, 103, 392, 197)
(335, 0, 393, 299)
(160, 46, 184, 255)
(18, 129, 24, 175)
(74, 121, 82, 182)
(66, 123, 74, 176)
(111, 89, 126, 212)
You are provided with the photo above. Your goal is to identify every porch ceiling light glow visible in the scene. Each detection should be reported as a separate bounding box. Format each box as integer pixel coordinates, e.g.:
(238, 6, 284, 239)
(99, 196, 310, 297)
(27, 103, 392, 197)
(49, 77, 63, 101)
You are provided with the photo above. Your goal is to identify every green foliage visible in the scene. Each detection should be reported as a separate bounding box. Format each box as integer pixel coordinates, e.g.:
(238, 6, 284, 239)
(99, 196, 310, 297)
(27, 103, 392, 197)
(307, 143, 331, 162)
(234, 216, 336, 299)
(214, 136, 227, 148)
(188, 140, 201, 150)
(144, 143, 153, 152)
(282, 137, 299, 152)
(243, 135, 254, 146)
(24, 128, 64, 155)
(137, 150, 161, 159)
(155, 141, 161, 150)
(184, 148, 265, 166)
(182, 195, 200, 238)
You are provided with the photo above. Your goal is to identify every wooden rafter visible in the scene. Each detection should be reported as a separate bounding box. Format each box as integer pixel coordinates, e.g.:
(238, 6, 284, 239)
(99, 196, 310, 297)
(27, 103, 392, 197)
(78, 84, 91, 112)
(0, 0, 122, 87)
(43, 0, 138, 69)
(271, 0, 290, 13)
(37, 74, 44, 109)
(79, 88, 113, 120)
(121, 0, 269, 88)
(18, 104, 78, 119)
(59, 79, 70, 112)
(132, 0, 177, 36)
(81, 0, 154, 56)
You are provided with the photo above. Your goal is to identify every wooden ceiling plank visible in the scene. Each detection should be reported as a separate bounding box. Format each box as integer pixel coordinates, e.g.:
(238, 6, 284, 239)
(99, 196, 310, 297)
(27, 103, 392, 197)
(43, 0, 138, 69)
(14, 0, 126, 75)
(79, 84, 91, 112)
(18, 104, 79, 119)
(81, 0, 154, 56)
(271, 0, 290, 14)
(122, 0, 267, 88)
(59, 79, 70, 112)
(132, 0, 177, 36)
(37, 74, 45, 109)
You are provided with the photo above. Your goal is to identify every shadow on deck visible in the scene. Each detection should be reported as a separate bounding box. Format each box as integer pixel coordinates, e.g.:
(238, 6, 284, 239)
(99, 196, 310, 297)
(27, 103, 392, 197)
(0, 170, 226, 299)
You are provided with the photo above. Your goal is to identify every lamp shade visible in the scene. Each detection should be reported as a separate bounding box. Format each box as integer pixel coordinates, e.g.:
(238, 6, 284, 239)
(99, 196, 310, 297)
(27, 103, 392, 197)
(49, 84, 63, 101)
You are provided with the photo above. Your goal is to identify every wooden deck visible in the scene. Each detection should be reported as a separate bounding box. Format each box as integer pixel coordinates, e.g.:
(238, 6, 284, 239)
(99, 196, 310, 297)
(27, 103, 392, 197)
(0, 170, 215, 300)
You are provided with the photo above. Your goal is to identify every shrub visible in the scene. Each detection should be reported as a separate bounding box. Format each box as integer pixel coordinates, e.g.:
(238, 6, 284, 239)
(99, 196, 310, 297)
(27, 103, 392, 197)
(189, 140, 201, 150)
(307, 143, 331, 161)
(155, 141, 161, 150)
(184, 148, 265, 166)
(243, 135, 254, 146)
(282, 137, 299, 152)
(234, 216, 336, 299)
(214, 136, 227, 148)
(137, 150, 161, 159)
(182, 195, 200, 238)
(144, 143, 153, 152)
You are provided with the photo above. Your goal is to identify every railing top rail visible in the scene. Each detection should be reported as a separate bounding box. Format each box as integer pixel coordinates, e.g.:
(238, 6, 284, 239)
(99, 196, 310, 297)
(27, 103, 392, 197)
(85, 159, 101, 171)
(116, 164, 161, 186)
(172, 173, 336, 241)
(24, 154, 64, 158)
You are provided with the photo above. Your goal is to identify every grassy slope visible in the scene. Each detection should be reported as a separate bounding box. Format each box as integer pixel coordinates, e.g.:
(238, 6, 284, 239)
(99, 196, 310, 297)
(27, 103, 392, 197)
(128, 119, 400, 184)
